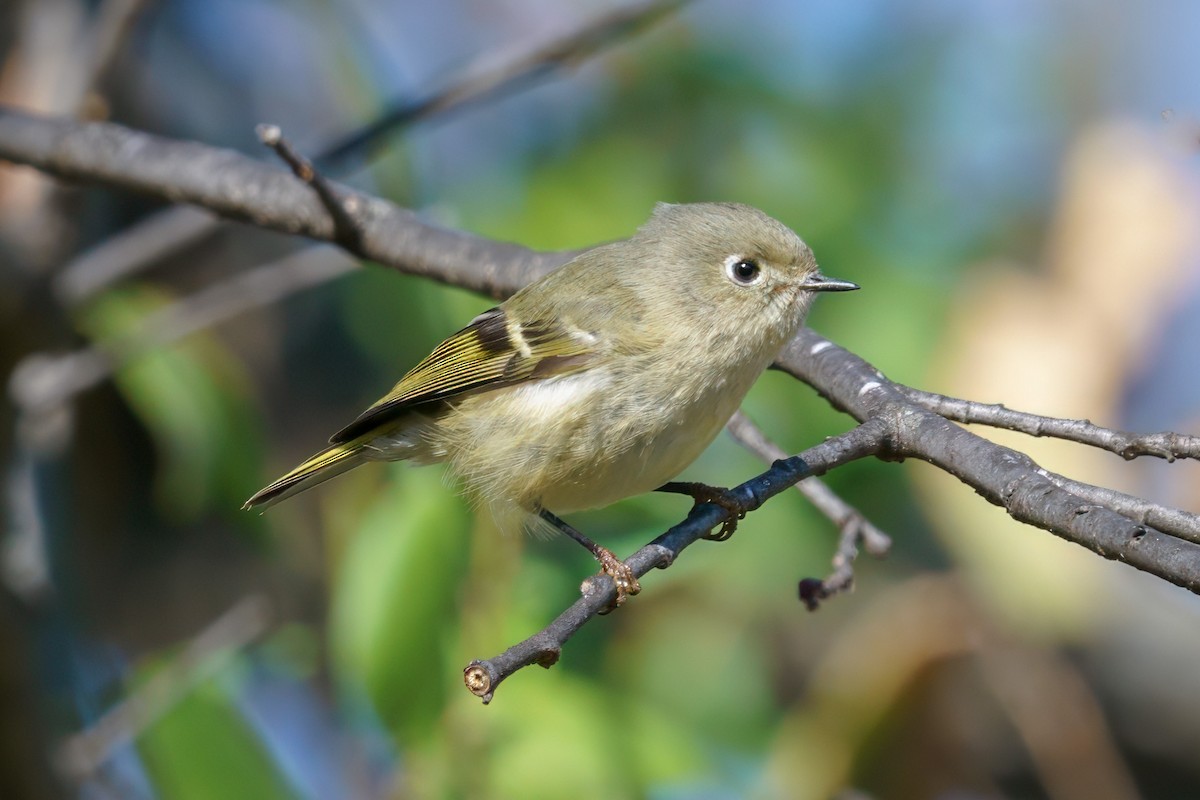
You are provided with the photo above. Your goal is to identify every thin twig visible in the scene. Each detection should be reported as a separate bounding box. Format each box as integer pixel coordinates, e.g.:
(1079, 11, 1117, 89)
(316, 0, 690, 172)
(1038, 470, 1200, 544)
(796, 520, 864, 611)
(725, 409, 891, 609)
(900, 386, 1200, 462)
(55, 595, 274, 782)
(463, 420, 886, 703)
(10, 246, 357, 416)
(257, 125, 363, 250)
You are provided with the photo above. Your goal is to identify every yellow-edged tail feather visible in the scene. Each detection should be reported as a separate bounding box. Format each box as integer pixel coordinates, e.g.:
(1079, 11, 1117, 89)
(243, 441, 367, 511)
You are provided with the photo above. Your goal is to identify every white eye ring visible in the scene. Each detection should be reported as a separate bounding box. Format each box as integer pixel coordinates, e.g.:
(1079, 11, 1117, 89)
(724, 254, 764, 286)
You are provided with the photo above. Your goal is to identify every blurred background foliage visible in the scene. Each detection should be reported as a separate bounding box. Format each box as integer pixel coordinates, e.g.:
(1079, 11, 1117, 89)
(1, 0, 1199, 798)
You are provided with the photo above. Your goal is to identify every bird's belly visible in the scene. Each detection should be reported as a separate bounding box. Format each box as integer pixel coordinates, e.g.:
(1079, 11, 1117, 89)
(439, 355, 765, 520)
(539, 410, 725, 512)
(539, 369, 752, 512)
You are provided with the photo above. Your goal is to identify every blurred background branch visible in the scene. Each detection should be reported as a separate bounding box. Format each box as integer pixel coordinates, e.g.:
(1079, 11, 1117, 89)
(55, 594, 274, 783)
(51, 0, 688, 308)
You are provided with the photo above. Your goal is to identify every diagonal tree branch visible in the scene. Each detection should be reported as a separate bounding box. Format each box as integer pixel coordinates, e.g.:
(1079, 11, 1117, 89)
(0, 104, 575, 299)
(1038, 471, 1200, 544)
(463, 420, 886, 702)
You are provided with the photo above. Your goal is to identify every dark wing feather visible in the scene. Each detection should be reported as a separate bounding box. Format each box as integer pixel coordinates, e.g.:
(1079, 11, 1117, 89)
(330, 307, 597, 444)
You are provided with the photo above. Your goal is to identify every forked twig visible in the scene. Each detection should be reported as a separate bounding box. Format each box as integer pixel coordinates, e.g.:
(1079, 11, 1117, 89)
(725, 410, 890, 608)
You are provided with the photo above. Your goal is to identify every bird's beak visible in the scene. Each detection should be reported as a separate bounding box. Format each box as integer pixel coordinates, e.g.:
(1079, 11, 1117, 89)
(803, 273, 860, 292)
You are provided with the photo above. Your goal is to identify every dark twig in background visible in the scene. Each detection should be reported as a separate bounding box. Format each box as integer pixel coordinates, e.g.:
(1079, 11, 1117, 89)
(10, 246, 357, 418)
(315, 0, 689, 173)
(725, 410, 891, 608)
(76, 0, 156, 116)
(54, 207, 220, 306)
(54, 595, 273, 782)
(50, 0, 686, 307)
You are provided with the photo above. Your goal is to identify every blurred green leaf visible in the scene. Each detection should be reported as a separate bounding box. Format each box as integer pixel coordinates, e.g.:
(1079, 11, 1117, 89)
(339, 269, 492, 375)
(329, 467, 473, 740)
(77, 285, 262, 520)
(484, 673, 635, 800)
(138, 671, 295, 800)
(458, 134, 672, 250)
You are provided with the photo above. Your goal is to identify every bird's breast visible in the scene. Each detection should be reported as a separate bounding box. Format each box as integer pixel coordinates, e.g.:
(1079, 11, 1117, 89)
(538, 352, 768, 512)
(435, 346, 773, 519)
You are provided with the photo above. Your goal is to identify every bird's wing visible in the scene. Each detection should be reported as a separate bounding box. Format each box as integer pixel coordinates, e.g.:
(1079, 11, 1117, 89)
(329, 306, 598, 444)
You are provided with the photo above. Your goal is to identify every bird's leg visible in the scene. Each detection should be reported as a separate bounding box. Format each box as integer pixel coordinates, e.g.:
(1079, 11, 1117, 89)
(655, 481, 745, 541)
(538, 509, 640, 607)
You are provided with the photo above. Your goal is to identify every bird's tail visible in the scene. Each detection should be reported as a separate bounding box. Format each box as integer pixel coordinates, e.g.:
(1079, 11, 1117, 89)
(243, 440, 368, 511)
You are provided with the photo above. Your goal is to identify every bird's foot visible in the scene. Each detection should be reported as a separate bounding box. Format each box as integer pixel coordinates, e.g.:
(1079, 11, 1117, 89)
(589, 545, 641, 611)
(656, 481, 745, 541)
(539, 509, 641, 610)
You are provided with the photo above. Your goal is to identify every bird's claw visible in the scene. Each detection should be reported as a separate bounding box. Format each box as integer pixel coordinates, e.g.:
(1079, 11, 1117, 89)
(674, 483, 746, 540)
(705, 511, 744, 541)
(587, 547, 640, 612)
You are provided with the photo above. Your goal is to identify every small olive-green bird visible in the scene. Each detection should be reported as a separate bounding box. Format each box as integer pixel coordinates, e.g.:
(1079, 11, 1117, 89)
(245, 202, 857, 603)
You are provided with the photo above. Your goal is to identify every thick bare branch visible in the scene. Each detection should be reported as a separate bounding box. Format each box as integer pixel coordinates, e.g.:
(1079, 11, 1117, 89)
(0, 105, 573, 299)
(1039, 471, 1200, 544)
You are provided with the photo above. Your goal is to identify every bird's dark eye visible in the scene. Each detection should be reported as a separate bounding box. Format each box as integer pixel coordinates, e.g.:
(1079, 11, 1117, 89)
(725, 256, 762, 285)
